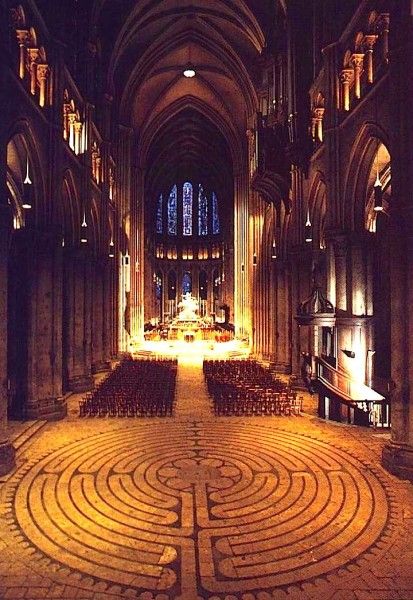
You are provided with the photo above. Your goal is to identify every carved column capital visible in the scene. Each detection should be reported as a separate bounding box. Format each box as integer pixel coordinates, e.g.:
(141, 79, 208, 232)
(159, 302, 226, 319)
(15, 28, 30, 46)
(340, 68, 353, 84)
(313, 107, 325, 120)
(378, 13, 390, 32)
(26, 47, 40, 66)
(36, 63, 49, 80)
(363, 34, 378, 51)
(350, 53, 364, 69)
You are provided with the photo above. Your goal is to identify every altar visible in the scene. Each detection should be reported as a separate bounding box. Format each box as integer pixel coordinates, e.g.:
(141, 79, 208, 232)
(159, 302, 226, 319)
(144, 293, 233, 343)
(168, 292, 213, 341)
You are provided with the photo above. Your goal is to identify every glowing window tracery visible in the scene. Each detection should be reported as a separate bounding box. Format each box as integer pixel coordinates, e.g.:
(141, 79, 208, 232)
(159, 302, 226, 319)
(212, 192, 220, 234)
(167, 185, 177, 235)
(156, 194, 163, 234)
(198, 184, 208, 236)
(183, 182, 193, 236)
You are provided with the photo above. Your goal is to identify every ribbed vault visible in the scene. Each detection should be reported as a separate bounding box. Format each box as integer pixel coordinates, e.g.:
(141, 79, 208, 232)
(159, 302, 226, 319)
(91, 0, 283, 134)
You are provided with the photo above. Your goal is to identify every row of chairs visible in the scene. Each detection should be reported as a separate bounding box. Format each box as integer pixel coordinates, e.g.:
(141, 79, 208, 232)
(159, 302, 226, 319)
(204, 359, 303, 417)
(79, 358, 177, 417)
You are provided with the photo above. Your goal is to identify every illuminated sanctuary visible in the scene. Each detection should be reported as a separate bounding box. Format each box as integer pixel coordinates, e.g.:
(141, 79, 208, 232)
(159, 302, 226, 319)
(1, 1, 413, 599)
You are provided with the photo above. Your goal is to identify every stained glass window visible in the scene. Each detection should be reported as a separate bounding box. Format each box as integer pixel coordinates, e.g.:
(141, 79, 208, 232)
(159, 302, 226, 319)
(155, 273, 162, 300)
(198, 184, 208, 236)
(167, 185, 177, 235)
(212, 192, 220, 234)
(156, 194, 163, 234)
(182, 272, 192, 294)
(183, 181, 193, 236)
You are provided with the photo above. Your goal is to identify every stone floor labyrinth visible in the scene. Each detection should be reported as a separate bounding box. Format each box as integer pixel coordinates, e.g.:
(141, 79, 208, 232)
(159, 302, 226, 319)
(1, 419, 404, 600)
(1, 361, 413, 600)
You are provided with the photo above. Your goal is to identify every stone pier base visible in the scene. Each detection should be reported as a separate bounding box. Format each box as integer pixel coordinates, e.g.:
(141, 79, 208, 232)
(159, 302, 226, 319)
(382, 441, 413, 482)
(0, 440, 15, 476)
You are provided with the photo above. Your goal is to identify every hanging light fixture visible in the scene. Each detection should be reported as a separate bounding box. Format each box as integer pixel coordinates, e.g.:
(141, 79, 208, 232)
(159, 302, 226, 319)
(109, 237, 115, 258)
(80, 212, 88, 243)
(271, 240, 277, 259)
(183, 43, 196, 77)
(373, 144, 383, 212)
(305, 209, 313, 242)
(183, 66, 196, 78)
(22, 155, 33, 209)
(23, 155, 32, 185)
(373, 173, 383, 212)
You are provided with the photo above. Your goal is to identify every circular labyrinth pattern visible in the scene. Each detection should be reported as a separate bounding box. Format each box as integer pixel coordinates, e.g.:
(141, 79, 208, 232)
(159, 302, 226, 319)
(11, 422, 392, 599)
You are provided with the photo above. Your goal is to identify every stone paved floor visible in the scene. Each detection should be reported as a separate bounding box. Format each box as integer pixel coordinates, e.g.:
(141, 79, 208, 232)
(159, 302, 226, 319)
(1, 361, 413, 600)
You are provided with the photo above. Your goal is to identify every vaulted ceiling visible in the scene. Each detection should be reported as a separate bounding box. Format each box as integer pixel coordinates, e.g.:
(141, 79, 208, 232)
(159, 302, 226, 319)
(89, 0, 286, 203)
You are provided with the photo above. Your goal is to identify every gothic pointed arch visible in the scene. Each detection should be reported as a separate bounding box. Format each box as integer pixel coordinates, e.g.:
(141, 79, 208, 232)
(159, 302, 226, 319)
(61, 170, 81, 247)
(308, 171, 327, 251)
(343, 122, 391, 231)
(6, 121, 45, 224)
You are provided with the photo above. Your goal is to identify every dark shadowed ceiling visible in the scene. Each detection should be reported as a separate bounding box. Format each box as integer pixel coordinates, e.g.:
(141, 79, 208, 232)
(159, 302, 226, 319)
(87, 0, 287, 207)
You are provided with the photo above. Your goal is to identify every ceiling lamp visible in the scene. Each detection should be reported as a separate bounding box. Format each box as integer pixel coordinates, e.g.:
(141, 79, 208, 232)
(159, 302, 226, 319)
(305, 210, 312, 243)
(373, 139, 384, 212)
(22, 156, 33, 209)
(80, 212, 88, 243)
(373, 172, 383, 212)
(109, 238, 115, 258)
(183, 65, 196, 78)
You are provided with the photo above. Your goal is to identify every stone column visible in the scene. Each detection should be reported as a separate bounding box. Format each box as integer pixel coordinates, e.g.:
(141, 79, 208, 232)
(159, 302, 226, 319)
(333, 235, 348, 313)
(379, 14, 390, 63)
(290, 249, 311, 377)
(382, 216, 413, 480)
(16, 29, 30, 79)
(314, 107, 325, 143)
(36, 63, 49, 108)
(102, 257, 114, 365)
(92, 258, 106, 373)
(26, 232, 66, 420)
(275, 259, 291, 372)
(350, 54, 364, 99)
(27, 47, 40, 96)
(382, 4, 413, 480)
(0, 18, 16, 472)
(363, 35, 378, 83)
(65, 248, 94, 392)
(0, 207, 15, 474)
(340, 69, 353, 111)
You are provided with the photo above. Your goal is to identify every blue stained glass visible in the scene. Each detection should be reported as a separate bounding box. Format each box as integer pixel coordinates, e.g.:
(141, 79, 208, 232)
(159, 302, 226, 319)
(183, 182, 193, 236)
(155, 274, 162, 300)
(168, 185, 177, 235)
(212, 192, 220, 234)
(156, 194, 163, 234)
(198, 184, 208, 235)
(182, 272, 192, 294)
